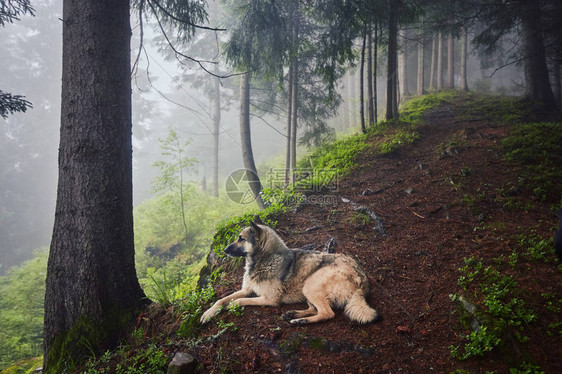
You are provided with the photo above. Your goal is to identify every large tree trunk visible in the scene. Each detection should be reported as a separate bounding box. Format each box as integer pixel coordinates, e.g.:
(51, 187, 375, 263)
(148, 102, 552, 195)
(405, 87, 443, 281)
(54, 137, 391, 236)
(44, 0, 146, 371)
(212, 69, 221, 197)
(460, 28, 469, 92)
(519, 0, 556, 108)
(447, 32, 454, 89)
(429, 35, 436, 90)
(398, 30, 409, 101)
(239, 73, 266, 209)
(386, 0, 398, 120)
(417, 22, 425, 96)
(437, 32, 443, 89)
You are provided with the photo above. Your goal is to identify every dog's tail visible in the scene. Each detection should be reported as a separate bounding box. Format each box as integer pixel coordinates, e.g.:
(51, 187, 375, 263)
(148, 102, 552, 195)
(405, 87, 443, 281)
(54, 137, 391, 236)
(344, 290, 382, 324)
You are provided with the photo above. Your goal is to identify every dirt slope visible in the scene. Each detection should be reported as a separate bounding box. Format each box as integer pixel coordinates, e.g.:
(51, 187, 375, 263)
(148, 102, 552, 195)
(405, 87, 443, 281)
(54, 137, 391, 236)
(180, 98, 562, 373)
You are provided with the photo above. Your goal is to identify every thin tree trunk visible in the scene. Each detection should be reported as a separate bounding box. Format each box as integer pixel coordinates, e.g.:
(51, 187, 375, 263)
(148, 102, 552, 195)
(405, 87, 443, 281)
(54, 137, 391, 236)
(360, 26, 367, 133)
(447, 32, 454, 89)
(520, 0, 556, 108)
(177, 143, 189, 244)
(460, 28, 469, 92)
(367, 24, 374, 125)
(44, 0, 146, 371)
(417, 22, 425, 96)
(374, 23, 378, 123)
(284, 62, 293, 187)
(429, 35, 436, 90)
(386, 0, 398, 120)
(398, 30, 409, 101)
(239, 73, 266, 209)
(437, 32, 443, 89)
(289, 13, 299, 182)
(212, 68, 221, 197)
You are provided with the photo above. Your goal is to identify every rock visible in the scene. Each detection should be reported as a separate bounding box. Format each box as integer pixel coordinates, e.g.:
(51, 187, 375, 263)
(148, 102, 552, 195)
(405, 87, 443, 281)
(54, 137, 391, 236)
(167, 352, 196, 374)
(404, 188, 414, 194)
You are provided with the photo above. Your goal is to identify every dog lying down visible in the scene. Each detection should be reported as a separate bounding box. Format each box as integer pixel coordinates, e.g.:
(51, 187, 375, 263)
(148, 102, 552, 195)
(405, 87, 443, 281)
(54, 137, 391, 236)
(200, 220, 382, 325)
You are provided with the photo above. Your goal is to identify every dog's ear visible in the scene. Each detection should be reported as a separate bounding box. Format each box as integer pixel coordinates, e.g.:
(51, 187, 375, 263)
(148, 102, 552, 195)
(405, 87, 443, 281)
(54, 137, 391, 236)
(253, 215, 264, 225)
(250, 221, 262, 236)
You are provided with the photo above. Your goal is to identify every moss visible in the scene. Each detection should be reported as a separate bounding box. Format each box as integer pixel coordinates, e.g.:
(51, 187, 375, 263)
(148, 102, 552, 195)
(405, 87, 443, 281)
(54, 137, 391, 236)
(44, 306, 139, 374)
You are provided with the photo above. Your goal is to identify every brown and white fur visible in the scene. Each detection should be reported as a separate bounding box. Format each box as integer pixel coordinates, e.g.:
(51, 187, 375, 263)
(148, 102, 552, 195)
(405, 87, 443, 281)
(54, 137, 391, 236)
(200, 221, 381, 325)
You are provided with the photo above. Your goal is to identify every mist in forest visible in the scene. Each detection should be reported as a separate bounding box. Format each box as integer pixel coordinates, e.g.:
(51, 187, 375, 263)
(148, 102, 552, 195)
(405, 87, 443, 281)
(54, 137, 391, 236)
(0, 0, 533, 274)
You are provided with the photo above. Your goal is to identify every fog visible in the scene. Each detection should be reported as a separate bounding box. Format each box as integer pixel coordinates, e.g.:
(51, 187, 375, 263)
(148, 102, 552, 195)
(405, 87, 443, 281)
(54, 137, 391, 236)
(0, 0, 527, 274)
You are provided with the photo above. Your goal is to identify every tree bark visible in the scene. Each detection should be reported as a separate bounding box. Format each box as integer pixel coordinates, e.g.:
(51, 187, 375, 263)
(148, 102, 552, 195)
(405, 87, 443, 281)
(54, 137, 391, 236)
(398, 30, 409, 101)
(367, 24, 375, 125)
(553, 62, 561, 106)
(386, 0, 398, 120)
(437, 32, 443, 89)
(447, 32, 454, 89)
(289, 13, 299, 182)
(519, 0, 556, 108)
(429, 35, 436, 90)
(44, 0, 146, 371)
(360, 27, 367, 133)
(239, 73, 266, 209)
(284, 62, 293, 187)
(373, 23, 378, 124)
(460, 28, 469, 91)
(417, 22, 425, 96)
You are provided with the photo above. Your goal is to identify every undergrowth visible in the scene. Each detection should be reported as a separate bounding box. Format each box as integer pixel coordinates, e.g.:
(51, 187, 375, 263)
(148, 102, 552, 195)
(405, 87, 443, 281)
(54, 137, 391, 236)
(503, 122, 562, 203)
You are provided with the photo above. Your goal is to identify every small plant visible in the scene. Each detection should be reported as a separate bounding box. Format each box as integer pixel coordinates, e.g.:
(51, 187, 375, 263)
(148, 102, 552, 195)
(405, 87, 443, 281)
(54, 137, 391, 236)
(451, 256, 537, 360)
(227, 302, 244, 317)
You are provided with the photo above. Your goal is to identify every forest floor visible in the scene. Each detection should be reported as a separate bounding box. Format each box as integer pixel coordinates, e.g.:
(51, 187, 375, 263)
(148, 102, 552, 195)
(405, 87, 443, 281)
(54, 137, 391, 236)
(141, 95, 562, 373)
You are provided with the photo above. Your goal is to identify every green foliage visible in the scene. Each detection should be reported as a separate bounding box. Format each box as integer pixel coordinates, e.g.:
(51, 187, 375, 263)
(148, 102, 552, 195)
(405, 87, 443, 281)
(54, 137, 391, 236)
(399, 91, 457, 124)
(176, 286, 216, 339)
(151, 129, 197, 194)
(0, 249, 46, 370)
(1, 357, 43, 374)
(516, 234, 553, 262)
(502, 122, 562, 202)
(83, 344, 168, 374)
(450, 256, 537, 360)
(378, 128, 420, 155)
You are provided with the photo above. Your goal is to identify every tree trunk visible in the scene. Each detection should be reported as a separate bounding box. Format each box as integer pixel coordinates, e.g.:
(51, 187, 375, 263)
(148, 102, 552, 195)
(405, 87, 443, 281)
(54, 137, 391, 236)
(239, 73, 266, 209)
(360, 26, 367, 133)
(553, 62, 561, 106)
(44, 1, 146, 371)
(398, 30, 409, 101)
(519, 0, 556, 108)
(289, 13, 299, 182)
(447, 32, 454, 89)
(367, 24, 375, 125)
(417, 23, 425, 96)
(460, 28, 469, 92)
(386, 0, 398, 120)
(284, 62, 293, 187)
(437, 32, 443, 89)
(212, 68, 221, 197)
(429, 35, 436, 90)
(373, 23, 378, 124)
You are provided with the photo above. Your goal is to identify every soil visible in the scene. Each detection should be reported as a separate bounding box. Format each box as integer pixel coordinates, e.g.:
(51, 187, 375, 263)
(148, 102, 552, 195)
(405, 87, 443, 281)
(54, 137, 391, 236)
(142, 97, 562, 373)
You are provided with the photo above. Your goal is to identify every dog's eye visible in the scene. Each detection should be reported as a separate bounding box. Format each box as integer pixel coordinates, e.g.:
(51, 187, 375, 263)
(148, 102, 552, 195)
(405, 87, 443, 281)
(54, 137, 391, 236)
(238, 236, 245, 242)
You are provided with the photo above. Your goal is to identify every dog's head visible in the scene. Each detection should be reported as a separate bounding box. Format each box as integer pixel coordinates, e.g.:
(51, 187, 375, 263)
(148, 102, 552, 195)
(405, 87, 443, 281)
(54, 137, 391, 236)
(224, 221, 263, 257)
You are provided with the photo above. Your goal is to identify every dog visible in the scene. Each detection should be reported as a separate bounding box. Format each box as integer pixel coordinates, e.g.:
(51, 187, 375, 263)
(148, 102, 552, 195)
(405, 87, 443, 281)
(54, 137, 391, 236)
(200, 220, 381, 325)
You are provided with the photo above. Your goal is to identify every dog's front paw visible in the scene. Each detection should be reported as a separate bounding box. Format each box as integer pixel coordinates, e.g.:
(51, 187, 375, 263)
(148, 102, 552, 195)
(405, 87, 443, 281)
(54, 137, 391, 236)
(200, 307, 217, 324)
(281, 311, 297, 322)
(289, 318, 309, 325)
